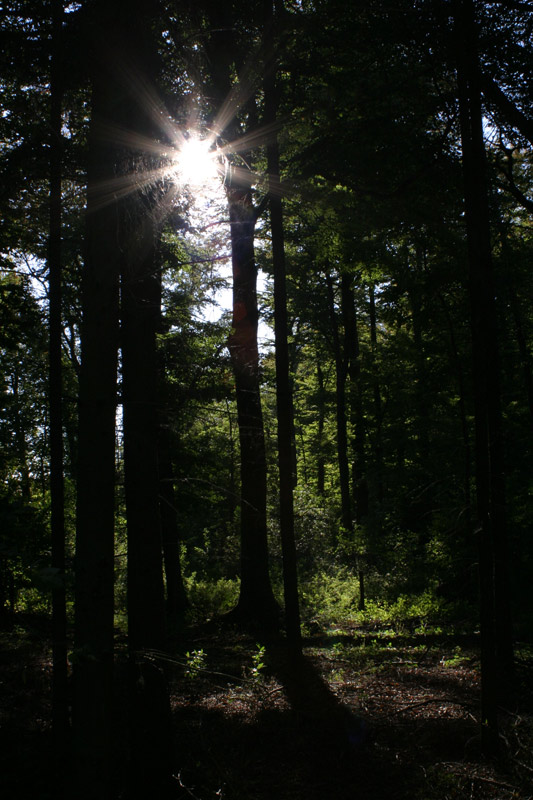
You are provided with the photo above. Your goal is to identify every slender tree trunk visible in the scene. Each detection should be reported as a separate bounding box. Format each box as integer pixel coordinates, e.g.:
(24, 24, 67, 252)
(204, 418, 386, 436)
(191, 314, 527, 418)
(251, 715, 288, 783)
(326, 272, 352, 533)
(48, 0, 69, 748)
(225, 397, 238, 528)
(264, 0, 301, 653)
(316, 362, 326, 497)
(156, 259, 188, 631)
(454, 0, 513, 755)
(369, 283, 384, 503)
(437, 292, 473, 536)
(406, 249, 430, 468)
(342, 276, 367, 610)
(159, 428, 189, 630)
(205, 4, 278, 631)
(12, 369, 31, 498)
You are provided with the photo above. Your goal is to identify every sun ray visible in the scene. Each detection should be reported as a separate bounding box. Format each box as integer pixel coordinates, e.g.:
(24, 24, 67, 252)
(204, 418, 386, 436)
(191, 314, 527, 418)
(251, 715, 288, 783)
(87, 164, 172, 213)
(218, 119, 285, 158)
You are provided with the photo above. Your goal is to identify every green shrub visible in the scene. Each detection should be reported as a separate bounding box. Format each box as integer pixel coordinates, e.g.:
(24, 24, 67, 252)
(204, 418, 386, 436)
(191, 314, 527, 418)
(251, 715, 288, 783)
(300, 567, 361, 624)
(184, 575, 239, 621)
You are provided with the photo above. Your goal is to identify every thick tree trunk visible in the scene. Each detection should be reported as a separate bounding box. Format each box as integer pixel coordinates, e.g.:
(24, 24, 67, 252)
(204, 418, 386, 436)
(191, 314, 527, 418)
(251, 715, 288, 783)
(264, 0, 301, 653)
(73, 22, 120, 798)
(121, 214, 171, 796)
(48, 0, 69, 748)
(116, 6, 172, 795)
(227, 184, 279, 630)
(454, 0, 513, 756)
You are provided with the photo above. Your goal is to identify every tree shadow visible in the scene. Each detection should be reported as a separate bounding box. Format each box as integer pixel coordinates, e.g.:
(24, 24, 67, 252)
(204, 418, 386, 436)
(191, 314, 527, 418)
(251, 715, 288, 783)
(169, 640, 434, 800)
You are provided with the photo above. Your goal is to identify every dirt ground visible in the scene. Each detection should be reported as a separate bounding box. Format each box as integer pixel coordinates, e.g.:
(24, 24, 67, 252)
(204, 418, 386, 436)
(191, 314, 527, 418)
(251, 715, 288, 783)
(1, 615, 532, 800)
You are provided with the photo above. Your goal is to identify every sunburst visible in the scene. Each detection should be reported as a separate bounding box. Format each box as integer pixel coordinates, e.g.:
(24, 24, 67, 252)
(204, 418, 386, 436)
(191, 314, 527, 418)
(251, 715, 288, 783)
(172, 134, 222, 189)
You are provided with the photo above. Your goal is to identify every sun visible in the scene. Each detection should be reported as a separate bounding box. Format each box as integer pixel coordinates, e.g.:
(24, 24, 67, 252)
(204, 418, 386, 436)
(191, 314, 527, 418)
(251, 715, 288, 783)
(173, 134, 220, 188)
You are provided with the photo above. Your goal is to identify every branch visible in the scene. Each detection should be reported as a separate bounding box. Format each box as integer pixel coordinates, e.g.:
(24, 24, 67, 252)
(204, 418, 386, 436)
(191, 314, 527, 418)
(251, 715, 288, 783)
(481, 73, 533, 146)
(253, 192, 271, 223)
(496, 145, 533, 213)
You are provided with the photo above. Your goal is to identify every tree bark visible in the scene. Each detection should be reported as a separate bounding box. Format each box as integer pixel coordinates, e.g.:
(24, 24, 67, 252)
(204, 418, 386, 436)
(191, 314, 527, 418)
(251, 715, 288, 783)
(159, 425, 189, 631)
(454, 0, 514, 756)
(73, 13, 120, 796)
(316, 361, 326, 497)
(264, 0, 301, 654)
(205, 4, 278, 631)
(342, 275, 367, 610)
(48, 0, 69, 749)
(369, 283, 384, 503)
(437, 292, 473, 537)
(116, 6, 172, 795)
(326, 271, 352, 534)
(227, 182, 279, 630)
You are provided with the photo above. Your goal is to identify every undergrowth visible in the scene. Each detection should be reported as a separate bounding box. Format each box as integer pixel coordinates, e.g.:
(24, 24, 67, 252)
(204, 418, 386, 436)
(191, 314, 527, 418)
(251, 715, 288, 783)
(300, 569, 475, 635)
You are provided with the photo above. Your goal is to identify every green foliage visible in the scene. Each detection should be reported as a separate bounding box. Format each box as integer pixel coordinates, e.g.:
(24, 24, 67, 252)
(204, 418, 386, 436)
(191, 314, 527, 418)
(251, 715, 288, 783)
(300, 568, 361, 625)
(183, 575, 239, 622)
(249, 644, 266, 682)
(440, 645, 466, 668)
(301, 568, 472, 634)
(184, 648, 206, 678)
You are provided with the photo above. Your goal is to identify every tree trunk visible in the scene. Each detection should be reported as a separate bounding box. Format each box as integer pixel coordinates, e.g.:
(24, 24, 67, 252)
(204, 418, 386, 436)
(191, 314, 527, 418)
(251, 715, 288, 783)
(227, 182, 279, 630)
(326, 271, 352, 534)
(437, 291, 473, 537)
(342, 275, 367, 610)
(405, 248, 430, 469)
(155, 265, 188, 631)
(159, 427, 189, 631)
(121, 214, 171, 797)
(454, 0, 513, 756)
(48, 0, 69, 749)
(316, 362, 326, 497)
(369, 283, 384, 503)
(117, 7, 172, 795)
(496, 220, 533, 428)
(73, 15, 120, 796)
(205, 3, 278, 631)
(264, 0, 301, 653)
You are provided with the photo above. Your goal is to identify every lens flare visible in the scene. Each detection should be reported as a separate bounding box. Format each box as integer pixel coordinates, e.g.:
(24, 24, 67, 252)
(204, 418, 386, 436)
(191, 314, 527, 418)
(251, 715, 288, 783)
(174, 135, 219, 187)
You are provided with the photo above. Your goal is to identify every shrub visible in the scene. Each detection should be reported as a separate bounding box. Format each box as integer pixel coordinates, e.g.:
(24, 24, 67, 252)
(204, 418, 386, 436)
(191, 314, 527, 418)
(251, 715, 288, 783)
(184, 575, 239, 621)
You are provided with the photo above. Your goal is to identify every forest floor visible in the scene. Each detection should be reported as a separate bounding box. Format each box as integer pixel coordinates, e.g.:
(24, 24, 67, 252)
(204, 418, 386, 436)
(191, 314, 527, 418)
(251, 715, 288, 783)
(1, 613, 533, 800)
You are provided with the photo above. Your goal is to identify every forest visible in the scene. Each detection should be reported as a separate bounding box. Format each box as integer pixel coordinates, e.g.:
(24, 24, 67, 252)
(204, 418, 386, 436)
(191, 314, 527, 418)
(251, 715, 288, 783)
(1, 0, 533, 798)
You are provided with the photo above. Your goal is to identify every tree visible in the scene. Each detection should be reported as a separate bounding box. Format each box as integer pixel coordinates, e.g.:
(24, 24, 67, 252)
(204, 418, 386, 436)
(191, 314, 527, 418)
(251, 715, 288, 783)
(117, 8, 172, 788)
(73, 2, 122, 794)
(454, 0, 513, 755)
(263, 0, 301, 652)
(203, 2, 279, 630)
(47, 0, 69, 744)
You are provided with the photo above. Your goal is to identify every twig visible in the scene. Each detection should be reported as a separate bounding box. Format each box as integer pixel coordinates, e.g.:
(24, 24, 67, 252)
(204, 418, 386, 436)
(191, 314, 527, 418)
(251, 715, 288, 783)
(471, 775, 521, 792)
(173, 773, 203, 800)
(437, 763, 519, 793)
